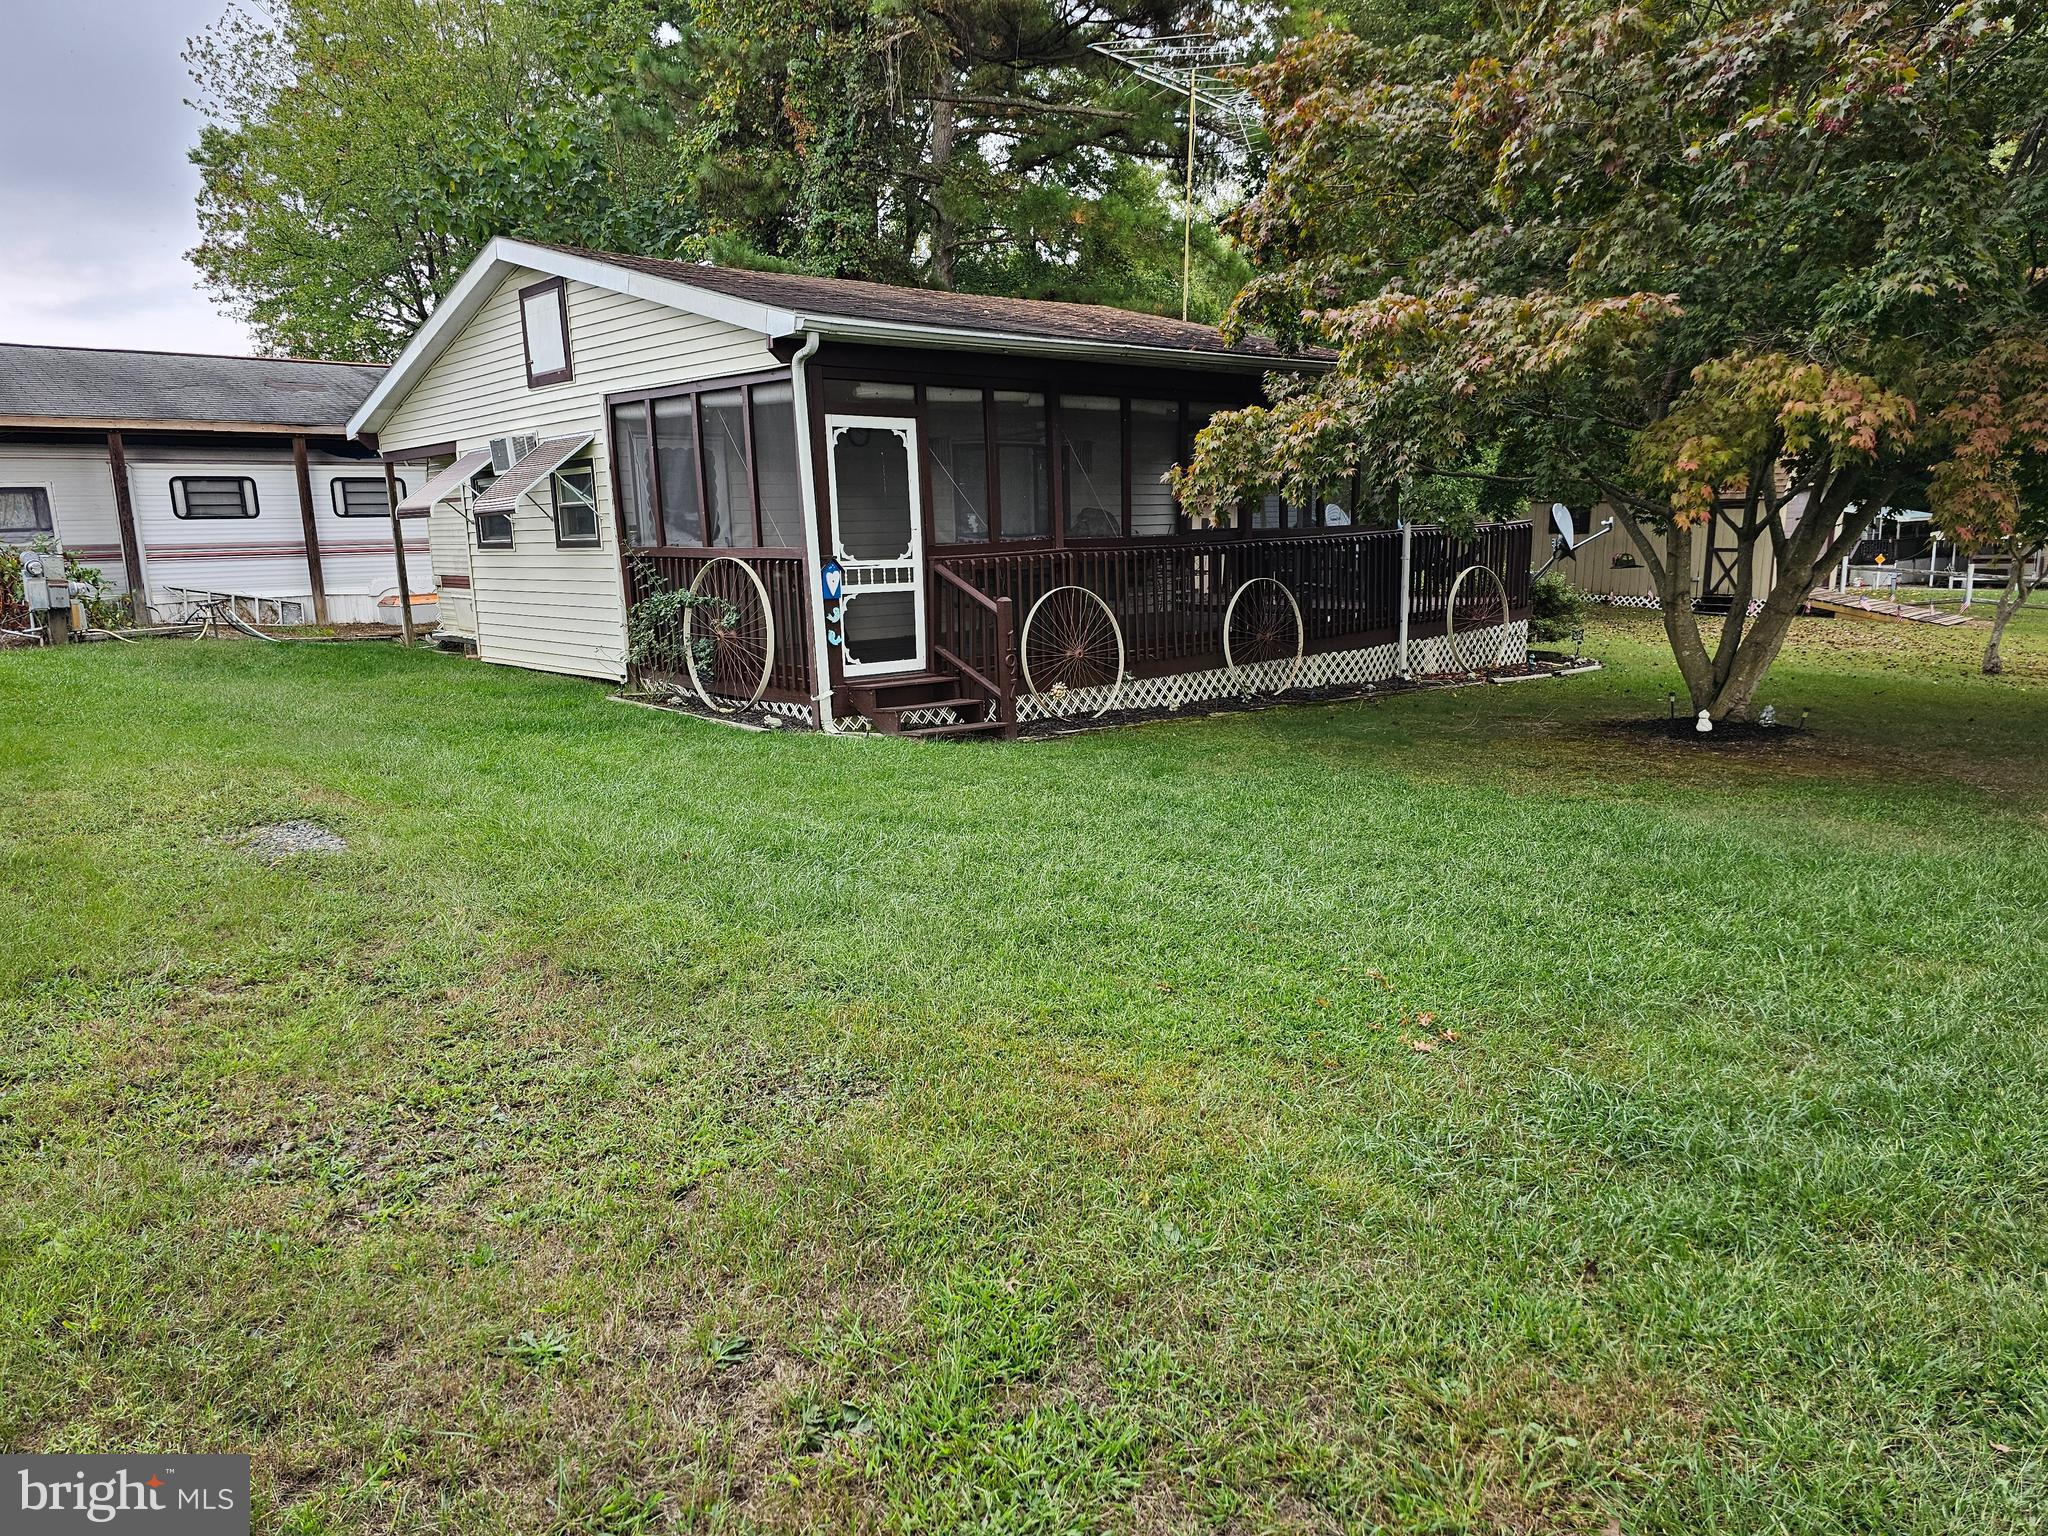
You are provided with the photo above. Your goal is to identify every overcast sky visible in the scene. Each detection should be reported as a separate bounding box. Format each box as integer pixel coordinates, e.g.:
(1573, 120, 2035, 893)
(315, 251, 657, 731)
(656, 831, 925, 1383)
(1, 1, 254, 354)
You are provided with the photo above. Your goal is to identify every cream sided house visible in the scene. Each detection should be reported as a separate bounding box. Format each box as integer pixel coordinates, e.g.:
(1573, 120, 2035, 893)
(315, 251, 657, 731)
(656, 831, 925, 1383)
(0, 343, 423, 627)
(350, 239, 1532, 734)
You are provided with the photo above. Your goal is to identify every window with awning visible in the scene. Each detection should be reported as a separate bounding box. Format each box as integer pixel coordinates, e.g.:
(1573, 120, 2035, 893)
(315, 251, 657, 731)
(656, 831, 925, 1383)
(396, 449, 494, 513)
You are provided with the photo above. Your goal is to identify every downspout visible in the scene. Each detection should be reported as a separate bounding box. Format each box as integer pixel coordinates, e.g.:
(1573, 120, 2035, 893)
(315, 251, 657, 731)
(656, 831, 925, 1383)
(788, 328, 842, 733)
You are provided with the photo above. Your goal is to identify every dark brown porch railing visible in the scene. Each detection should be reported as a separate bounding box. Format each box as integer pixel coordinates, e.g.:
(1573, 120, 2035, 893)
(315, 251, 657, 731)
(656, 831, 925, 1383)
(930, 521, 1532, 682)
(626, 551, 814, 701)
(930, 564, 1018, 736)
(620, 521, 1531, 723)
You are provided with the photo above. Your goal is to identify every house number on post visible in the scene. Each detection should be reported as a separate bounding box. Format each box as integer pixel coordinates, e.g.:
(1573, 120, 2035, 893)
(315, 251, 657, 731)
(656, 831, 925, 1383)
(821, 559, 845, 647)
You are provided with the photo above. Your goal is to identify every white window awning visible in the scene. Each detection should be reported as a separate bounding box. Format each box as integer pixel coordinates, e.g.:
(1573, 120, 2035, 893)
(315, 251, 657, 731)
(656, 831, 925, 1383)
(471, 433, 595, 515)
(396, 448, 495, 512)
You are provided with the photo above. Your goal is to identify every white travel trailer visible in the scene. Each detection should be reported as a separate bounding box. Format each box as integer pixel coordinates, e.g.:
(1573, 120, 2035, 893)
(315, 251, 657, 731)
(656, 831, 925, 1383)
(0, 343, 429, 627)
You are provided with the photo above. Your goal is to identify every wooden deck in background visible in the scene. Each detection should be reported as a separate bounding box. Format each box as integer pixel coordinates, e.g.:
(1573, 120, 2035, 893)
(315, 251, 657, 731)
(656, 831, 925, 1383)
(1806, 589, 1972, 625)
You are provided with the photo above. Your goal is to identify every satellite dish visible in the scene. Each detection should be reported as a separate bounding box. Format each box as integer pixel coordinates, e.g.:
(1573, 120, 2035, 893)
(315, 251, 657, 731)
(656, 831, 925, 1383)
(1550, 503, 1576, 544)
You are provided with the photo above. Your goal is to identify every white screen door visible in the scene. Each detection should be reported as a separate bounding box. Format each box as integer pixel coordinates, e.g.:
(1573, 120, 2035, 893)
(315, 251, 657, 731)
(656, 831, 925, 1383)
(825, 414, 926, 676)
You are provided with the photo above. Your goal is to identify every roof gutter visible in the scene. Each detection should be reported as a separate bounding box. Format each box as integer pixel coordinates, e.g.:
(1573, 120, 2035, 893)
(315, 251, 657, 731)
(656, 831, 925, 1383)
(0, 416, 355, 436)
(786, 317, 1331, 374)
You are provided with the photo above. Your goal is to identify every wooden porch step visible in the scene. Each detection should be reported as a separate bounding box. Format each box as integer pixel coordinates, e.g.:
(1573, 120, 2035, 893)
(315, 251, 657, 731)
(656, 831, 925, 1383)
(896, 716, 1008, 739)
(870, 694, 992, 733)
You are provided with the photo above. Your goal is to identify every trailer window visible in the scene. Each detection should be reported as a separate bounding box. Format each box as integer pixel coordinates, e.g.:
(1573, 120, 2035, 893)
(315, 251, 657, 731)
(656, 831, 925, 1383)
(171, 477, 258, 519)
(331, 477, 404, 517)
(0, 486, 53, 539)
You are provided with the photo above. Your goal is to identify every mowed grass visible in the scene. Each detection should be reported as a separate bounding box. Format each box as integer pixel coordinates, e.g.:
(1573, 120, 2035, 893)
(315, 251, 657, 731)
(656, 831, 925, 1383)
(2, 605, 2044, 1535)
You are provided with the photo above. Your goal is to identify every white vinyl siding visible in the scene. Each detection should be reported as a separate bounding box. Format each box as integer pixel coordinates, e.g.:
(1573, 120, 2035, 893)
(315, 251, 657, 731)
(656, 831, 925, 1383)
(378, 268, 781, 681)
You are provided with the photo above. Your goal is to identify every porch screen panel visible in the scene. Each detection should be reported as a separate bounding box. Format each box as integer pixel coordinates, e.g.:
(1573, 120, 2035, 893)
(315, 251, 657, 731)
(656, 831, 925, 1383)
(925, 386, 988, 543)
(750, 382, 805, 548)
(1059, 395, 1123, 539)
(1130, 400, 1179, 537)
(701, 388, 754, 547)
(612, 402, 656, 546)
(653, 395, 702, 545)
(993, 391, 1049, 541)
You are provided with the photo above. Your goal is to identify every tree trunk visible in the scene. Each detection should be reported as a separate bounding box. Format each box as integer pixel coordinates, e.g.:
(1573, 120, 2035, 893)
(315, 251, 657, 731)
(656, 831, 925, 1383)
(1982, 554, 2036, 675)
(1638, 476, 1879, 721)
(927, 79, 959, 289)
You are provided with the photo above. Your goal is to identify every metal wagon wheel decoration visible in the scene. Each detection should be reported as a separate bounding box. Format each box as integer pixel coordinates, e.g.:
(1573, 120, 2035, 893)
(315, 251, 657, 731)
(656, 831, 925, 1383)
(683, 555, 776, 712)
(1020, 584, 1127, 719)
(1442, 563, 1512, 674)
(1222, 576, 1305, 695)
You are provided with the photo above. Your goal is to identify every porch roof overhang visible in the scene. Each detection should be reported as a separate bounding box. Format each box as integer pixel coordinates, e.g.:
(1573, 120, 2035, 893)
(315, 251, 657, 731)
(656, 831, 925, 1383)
(395, 447, 493, 512)
(349, 237, 1332, 441)
(471, 433, 594, 514)
(771, 318, 1336, 374)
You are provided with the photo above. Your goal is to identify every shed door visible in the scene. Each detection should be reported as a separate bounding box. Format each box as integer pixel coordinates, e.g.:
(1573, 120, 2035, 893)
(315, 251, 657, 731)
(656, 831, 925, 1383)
(825, 414, 926, 676)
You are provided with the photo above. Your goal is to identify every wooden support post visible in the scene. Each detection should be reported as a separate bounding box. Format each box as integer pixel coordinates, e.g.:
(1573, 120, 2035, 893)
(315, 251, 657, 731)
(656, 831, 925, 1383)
(105, 432, 146, 621)
(292, 435, 328, 624)
(383, 460, 416, 647)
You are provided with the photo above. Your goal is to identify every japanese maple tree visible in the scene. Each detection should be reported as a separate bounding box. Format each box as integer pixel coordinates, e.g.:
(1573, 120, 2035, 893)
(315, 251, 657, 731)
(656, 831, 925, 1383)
(1930, 326, 2048, 673)
(1178, 1, 2048, 717)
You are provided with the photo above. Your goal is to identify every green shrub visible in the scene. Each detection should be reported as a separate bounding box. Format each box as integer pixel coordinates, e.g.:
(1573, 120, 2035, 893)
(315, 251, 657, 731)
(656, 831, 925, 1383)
(1529, 570, 1588, 643)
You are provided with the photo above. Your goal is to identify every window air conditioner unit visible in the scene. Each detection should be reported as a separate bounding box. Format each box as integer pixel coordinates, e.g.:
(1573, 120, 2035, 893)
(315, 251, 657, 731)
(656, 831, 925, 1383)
(488, 434, 539, 474)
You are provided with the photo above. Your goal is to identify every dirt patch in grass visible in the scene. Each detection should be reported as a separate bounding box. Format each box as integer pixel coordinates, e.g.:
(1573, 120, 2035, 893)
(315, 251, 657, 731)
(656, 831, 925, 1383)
(235, 819, 348, 860)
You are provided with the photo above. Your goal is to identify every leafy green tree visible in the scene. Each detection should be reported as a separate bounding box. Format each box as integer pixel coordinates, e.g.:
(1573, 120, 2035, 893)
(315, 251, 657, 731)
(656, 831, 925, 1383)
(190, 0, 1258, 354)
(601, 0, 1255, 311)
(187, 0, 679, 359)
(1178, 1, 2048, 718)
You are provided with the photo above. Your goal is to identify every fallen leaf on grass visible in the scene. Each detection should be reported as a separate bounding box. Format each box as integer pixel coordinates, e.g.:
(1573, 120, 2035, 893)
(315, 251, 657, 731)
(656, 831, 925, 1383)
(1407, 1037, 1437, 1053)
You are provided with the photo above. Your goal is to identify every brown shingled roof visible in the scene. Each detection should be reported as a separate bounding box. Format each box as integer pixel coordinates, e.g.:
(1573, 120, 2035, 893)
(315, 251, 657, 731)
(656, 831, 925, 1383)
(527, 242, 1307, 364)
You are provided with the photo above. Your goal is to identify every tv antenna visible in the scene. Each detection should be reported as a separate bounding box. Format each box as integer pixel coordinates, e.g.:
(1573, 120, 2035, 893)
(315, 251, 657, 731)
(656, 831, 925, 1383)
(1091, 32, 1266, 321)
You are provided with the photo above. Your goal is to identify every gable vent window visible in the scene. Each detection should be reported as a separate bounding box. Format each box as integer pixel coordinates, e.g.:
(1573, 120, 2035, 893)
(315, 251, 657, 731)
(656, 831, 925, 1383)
(520, 277, 573, 388)
(331, 477, 405, 517)
(171, 477, 259, 519)
(0, 486, 54, 541)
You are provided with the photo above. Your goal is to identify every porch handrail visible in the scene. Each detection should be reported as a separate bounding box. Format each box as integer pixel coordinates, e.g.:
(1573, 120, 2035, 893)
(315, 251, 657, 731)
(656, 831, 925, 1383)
(932, 562, 1018, 735)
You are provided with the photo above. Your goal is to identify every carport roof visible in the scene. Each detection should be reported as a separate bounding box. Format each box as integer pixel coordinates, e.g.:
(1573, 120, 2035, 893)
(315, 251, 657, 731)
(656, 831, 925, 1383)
(0, 343, 386, 433)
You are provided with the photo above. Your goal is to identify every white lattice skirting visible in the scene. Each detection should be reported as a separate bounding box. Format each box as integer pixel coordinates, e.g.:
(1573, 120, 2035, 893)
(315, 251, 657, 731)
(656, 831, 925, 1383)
(1587, 592, 1767, 617)
(726, 620, 1531, 732)
(860, 620, 1527, 731)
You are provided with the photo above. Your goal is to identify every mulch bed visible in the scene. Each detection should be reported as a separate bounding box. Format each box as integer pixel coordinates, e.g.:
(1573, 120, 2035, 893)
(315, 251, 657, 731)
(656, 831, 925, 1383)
(1603, 715, 1814, 747)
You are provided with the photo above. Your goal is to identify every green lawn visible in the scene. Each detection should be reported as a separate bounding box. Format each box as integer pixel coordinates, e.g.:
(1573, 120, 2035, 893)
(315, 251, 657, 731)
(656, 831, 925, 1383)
(3, 607, 2044, 1535)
